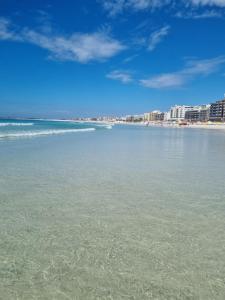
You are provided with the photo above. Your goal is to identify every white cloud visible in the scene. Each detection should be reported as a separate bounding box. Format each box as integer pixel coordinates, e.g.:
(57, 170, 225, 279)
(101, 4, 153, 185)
(0, 18, 126, 63)
(140, 56, 225, 88)
(106, 70, 133, 83)
(184, 57, 225, 75)
(175, 10, 223, 18)
(148, 25, 170, 51)
(189, 0, 225, 6)
(140, 73, 185, 88)
(100, 0, 170, 16)
(0, 17, 22, 41)
(123, 53, 139, 63)
(0, 18, 12, 39)
(129, 0, 168, 10)
(22, 30, 126, 63)
(100, 0, 125, 16)
(100, 0, 225, 16)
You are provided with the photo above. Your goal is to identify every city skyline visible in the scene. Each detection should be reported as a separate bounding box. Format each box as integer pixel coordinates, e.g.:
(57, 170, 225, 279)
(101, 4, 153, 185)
(1, 0, 225, 118)
(76, 96, 224, 122)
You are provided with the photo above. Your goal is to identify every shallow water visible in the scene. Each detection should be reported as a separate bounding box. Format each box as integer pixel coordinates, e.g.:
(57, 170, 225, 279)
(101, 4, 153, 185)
(0, 124, 225, 299)
(0, 119, 108, 139)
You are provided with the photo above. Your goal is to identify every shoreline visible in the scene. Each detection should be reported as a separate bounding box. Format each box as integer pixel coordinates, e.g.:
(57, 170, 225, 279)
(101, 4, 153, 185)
(1, 118, 225, 130)
(78, 120, 225, 130)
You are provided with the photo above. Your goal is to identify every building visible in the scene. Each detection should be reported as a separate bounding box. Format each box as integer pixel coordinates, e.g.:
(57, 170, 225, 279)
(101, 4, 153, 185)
(144, 111, 165, 122)
(125, 115, 143, 122)
(155, 112, 165, 121)
(169, 105, 195, 121)
(209, 99, 225, 122)
(164, 111, 171, 121)
(199, 108, 210, 122)
(185, 105, 210, 122)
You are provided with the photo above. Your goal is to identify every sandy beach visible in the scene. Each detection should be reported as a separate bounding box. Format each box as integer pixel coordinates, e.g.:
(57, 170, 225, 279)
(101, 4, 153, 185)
(113, 121, 225, 130)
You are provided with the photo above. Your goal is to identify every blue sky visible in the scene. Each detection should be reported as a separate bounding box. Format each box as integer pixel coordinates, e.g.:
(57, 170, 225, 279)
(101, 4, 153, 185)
(1, 0, 225, 117)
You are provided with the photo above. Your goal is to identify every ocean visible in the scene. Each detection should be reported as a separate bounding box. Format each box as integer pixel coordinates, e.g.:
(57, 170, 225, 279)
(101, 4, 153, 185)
(0, 119, 225, 299)
(0, 119, 112, 139)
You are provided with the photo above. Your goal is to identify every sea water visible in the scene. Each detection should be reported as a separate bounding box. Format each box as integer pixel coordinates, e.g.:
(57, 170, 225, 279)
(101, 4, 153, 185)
(0, 119, 112, 139)
(0, 121, 225, 299)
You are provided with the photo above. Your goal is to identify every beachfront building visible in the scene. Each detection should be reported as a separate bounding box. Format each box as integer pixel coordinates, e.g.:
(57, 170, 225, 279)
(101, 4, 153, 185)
(144, 111, 165, 122)
(125, 114, 144, 122)
(185, 105, 210, 122)
(209, 99, 225, 122)
(169, 105, 195, 121)
(164, 111, 171, 121)
(98, 116, 116, 122)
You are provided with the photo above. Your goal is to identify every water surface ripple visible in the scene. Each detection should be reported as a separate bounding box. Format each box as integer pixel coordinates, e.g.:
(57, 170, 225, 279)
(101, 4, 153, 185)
(0, 125, 225, 299)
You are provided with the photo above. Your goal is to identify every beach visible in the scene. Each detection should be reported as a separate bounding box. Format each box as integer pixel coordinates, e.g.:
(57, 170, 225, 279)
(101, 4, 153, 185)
(0, 122, 225, 299)
(116, 121, 225, 130)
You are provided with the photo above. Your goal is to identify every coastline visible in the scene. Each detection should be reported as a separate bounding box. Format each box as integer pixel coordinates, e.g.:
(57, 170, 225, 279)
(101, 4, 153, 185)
(78, 120, 225, 130)
(2, 117, 225, 131)
(1, 118, 225, 299)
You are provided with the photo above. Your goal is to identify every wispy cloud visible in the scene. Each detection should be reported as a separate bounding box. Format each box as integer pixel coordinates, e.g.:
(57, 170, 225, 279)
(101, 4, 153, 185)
(123, 53, 139, 63)
(100, 0, 124, 16)
(148, 25, 170, 51)
(0, 17, 126, 63)
(100, 0, 225, 17)
(0, 17, 22, 41)
(175, 9, 223, 18)
(100, 0, 170, 16)
(34, 10, 53, 34)
(106, 70, 133, 83)
(129, 0, 168, 10)
(140, 56, 225, 88)
(189, 0, 225, 7)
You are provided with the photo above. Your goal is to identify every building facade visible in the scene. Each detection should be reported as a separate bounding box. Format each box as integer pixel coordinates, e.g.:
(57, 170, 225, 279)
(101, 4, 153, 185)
(169, 105, 195, 120)
(209, 99, 225, 122)
(144, 111, 165, 122)
(125, 115, 144, 122)
(185, 105, 210, 122)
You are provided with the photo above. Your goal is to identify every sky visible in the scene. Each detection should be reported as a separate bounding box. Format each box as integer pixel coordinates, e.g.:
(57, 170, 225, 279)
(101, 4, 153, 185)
(0, 0, 225, 118)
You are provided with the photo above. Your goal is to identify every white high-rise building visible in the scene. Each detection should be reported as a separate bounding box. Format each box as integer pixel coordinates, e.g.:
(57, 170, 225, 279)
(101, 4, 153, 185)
(164, 111, 171, 121)
(169, 105, 195, 120)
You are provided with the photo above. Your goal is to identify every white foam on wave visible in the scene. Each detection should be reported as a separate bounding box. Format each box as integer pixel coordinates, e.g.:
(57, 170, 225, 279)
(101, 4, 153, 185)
(95, 124, 113, 129)
(34, 118, 74, 123)
(0, 122, 34, 127)
(0, 128, 96, 139)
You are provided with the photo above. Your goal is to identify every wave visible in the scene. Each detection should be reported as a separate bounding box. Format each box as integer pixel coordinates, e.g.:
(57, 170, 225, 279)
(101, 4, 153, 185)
(33, 119, 74, 122)
(0, 122, 34, 127)
(33, 120, 114, 129)
(95, 124, 113, 129)
(0, 128, 96, 139)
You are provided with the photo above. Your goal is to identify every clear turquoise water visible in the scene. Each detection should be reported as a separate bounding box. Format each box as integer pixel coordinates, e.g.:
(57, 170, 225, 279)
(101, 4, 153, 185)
(0, 119, 109, 139)
(0, 122, 225, 299)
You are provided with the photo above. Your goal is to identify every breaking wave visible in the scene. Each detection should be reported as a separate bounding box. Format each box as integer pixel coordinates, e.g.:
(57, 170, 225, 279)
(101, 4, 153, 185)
(0, 128, 96, 139)
(95, 124, 113, 129)
(0, 122, 34, 127)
